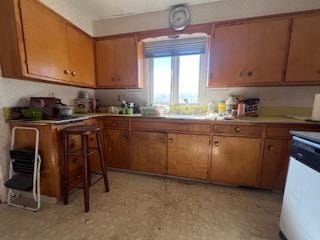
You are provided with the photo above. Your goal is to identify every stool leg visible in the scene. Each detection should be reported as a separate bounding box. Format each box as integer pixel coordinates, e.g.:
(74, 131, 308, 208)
(82, 135, 90, 212)
(87, 141, 91, 187)
(63, 132, 69, 205)
(97, 131, 109, 192)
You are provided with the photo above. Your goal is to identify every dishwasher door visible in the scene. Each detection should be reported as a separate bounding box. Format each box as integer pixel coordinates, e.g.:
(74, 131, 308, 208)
(280, 137, 320, 240)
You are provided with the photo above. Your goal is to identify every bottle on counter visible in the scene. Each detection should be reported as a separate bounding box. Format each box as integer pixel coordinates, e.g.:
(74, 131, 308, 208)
(218, 100, 226, 116)
(237, 101, 246, 118)
(207, 101, 216, 114)
(226, 96, 238, 115)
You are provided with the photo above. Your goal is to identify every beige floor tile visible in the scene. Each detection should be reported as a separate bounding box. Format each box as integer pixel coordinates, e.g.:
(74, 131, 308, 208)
(0, 171, 282, 240)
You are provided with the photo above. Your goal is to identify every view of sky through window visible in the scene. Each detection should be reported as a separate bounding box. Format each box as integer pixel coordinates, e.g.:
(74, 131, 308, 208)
(153, 57, 172, 104)
(153, 55, 200, 105)
(178, 55, 200, 104)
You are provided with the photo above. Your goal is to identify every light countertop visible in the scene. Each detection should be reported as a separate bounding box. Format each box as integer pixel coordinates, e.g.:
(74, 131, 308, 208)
(7, 113, 320, 126)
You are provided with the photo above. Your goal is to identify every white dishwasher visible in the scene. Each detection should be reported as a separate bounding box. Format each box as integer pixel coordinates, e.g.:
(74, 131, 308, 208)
(280, 133, 320, 240)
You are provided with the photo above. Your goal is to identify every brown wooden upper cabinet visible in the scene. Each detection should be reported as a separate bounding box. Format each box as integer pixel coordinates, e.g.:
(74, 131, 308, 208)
(209, 19, 290, 87)
(95, 36, 144, 88)
(0, 0, 95, 87)
(66, 25, 96, 87)
(286, 14, 320, 83)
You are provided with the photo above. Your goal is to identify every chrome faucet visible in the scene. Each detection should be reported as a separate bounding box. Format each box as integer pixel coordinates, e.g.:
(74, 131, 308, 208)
(184, 98, 189, 114)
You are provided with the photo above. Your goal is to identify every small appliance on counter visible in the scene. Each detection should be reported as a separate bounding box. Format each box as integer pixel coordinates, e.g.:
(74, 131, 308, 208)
(74, 98, 91, 114)
(74, 90, 98, 114)
(30, 97, 58, 118)
(244, 98, 260, 117)
(29, 97, 76, 121)
(280, 132, 320, 240)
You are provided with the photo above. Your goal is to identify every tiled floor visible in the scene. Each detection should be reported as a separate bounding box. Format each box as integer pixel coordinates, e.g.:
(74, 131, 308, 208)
(0, 171, 283, 240)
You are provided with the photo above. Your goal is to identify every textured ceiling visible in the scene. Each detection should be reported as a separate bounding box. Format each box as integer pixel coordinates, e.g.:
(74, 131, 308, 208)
(57, 0, 221, 20)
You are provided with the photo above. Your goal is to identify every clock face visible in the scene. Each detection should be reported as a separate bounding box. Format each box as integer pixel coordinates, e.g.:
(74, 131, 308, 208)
(169, 6, 191, 31)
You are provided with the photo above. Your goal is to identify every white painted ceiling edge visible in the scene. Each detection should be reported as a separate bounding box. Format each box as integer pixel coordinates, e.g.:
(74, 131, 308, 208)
(41, 0, 320, 37)
(93, 0, 320, 36)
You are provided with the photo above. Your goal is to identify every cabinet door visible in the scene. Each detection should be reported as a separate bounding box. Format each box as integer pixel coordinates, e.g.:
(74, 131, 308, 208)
(167, 133, 210, 180)
(104, 129, 130, 169)
(286, 15, 320, 82)
(20, 0, 70, 82)
(95, 39, 116, 87)
(114, 36, 139, 87)
(66, 25, 95, 87)
(132, 131, 167, 174)
(260, 139, 290, 190)
(209, 24, 248, 87)
(211, 136, 261, 186)
(246, 19, 289, 84)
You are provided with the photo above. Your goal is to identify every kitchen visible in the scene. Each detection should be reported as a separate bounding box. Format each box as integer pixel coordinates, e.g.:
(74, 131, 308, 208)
(0, 0, 320, 239)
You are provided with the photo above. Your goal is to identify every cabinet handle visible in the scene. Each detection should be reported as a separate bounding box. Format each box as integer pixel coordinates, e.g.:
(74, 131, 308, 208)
(247, 71, 253, 77)
(160, 138, 166, 143)
(297, 153, 304, 159)
(267, 145, 275, 150)
(239, 71, 246, 77)
(64, 70, 70, 75)
(168, 138, 173, 143)
(214, 141, 219, 147)
(112, 122, 117, 127)
(71, 71, 77, 76)
(234, 127, 241, 132)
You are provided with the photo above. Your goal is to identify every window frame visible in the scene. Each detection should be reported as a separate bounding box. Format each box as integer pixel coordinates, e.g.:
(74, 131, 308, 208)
(148, 53, 208, 105)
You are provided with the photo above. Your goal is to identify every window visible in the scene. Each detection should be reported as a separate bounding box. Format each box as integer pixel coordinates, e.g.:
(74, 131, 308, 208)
(150, 54, 204, 105)
(146, 35, 208, 105)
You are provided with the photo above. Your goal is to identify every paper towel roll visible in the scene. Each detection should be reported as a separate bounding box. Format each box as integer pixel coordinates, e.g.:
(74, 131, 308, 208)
(312, 94, 320, 121)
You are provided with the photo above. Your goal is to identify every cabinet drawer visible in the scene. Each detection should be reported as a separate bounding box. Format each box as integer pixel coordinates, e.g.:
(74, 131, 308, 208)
(103, 118, 129, 129)
(68, 135, 81, 152)
(214, 125, 262, 137)
(266, 126, 319, 138)
(131, 120, 212, 134)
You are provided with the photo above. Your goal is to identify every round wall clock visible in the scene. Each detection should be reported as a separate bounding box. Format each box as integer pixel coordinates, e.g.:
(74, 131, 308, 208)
(169, 5, 191, 31)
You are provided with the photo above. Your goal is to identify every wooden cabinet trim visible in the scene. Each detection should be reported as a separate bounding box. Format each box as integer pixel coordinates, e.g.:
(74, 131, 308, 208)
(131, 119, 212, 134)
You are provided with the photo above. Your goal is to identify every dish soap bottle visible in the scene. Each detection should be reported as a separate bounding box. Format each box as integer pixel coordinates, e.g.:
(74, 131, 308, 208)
(218, 100, 226, 115)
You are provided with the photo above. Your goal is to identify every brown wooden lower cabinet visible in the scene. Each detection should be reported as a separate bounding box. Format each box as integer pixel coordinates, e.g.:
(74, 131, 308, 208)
(104, 129, 130, 169)
(131, 131, 167, 174)
(259, 139, 291, 189)
(167, 133, 211, 180)
(211, 136, 261, 186)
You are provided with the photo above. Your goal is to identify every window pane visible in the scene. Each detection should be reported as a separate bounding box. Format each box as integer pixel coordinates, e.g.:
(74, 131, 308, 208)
(178, 55, 200, 104)
(153, 57, 172, 104)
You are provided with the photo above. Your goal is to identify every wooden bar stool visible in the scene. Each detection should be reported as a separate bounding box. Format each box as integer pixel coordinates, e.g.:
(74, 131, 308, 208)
(62, 125, 109, 212)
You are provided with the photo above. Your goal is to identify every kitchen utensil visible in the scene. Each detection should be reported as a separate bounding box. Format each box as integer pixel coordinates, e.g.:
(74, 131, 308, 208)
(57, 106, 74, 117)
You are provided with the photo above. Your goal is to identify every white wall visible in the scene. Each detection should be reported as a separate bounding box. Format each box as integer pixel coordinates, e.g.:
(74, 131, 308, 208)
(95, 85, 320, 108)
(94, 0, 320, 36)
(41, 0, 94, 35)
